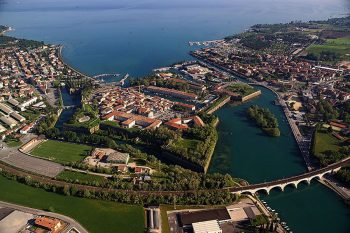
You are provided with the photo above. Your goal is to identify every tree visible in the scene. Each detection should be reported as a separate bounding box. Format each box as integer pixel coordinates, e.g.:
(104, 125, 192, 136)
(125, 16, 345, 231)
(327, 126, 333, 133)
(63, 131, 77, 142)
(63, 185, 71, 196)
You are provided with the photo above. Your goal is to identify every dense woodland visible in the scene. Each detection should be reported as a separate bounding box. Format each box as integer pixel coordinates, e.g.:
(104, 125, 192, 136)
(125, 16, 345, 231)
(247, 105, 280, 137)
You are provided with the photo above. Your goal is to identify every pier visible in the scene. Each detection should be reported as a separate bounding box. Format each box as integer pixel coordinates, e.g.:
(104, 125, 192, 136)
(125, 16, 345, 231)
(188, 39, 224, 46)
(93, 73, 120, 79)
(118, 73, 129, 86)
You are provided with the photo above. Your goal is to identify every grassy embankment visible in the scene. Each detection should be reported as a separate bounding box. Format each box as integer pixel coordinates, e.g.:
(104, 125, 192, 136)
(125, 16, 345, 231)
(0, 175, 144, 233)
(175, 138, 201, 150)
(226, 83, 257, 97)
(30, 140, 92, 164)
(56, 170, 107, 184)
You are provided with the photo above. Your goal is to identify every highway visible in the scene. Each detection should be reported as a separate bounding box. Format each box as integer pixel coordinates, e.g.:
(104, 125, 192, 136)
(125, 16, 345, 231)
(0, 201, 88, 233)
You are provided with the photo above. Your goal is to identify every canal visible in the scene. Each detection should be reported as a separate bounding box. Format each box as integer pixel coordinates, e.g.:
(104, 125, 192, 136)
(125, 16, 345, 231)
(209, 85, 350, 233)
(55, 88, 81, 129)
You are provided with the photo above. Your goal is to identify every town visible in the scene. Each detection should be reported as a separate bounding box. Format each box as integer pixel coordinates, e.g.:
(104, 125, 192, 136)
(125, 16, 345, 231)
(0, 15, 349, 233)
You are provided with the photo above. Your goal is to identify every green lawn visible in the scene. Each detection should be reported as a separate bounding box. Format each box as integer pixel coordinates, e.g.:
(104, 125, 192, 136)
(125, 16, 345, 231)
(226, 83, 256, 97)
(175, 138, 200, 150)
(30, 140, 92, 164)
(314, 129, 342, 156)
(57, 170, 107, 184)
(307, 37, 350, 61)
(0, 175, 145, 233)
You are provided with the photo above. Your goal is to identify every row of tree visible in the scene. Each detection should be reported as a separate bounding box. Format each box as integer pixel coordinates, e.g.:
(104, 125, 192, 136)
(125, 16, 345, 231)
(1, 170, 239, 206)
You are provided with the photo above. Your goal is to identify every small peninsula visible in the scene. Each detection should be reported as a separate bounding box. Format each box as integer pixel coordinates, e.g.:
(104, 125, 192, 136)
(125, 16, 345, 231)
(247, 105, 281, 137)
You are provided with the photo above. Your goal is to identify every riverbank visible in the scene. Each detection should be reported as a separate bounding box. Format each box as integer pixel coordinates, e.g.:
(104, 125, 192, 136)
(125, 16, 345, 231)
(194, 54, 314, 168)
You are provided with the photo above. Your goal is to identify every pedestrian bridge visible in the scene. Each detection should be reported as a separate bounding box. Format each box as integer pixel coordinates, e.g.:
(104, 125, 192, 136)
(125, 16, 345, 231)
(228, 157, 350, 195)
(62, 105, 77, 110)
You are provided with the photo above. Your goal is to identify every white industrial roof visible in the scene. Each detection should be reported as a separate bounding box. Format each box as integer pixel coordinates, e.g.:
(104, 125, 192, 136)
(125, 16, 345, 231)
(192, 220, 222, 233)
(0, 210, 33, 233)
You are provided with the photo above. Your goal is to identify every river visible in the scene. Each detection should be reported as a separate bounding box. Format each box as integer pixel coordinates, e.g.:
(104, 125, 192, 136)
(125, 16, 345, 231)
(209, 85, 350, 233)
(55, 88, 81, 129)
(0, 0, 349, 232)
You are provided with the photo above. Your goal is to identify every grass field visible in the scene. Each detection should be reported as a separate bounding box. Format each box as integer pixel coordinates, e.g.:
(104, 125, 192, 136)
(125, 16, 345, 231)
(226, 83, 256, 97)
(0, 175, 145, 233)
(314, 129, 342, 156)
(57, 170, 107, 184)
(175, 138, 200, 150)
(30, 140, 92, 164)
(307, 37, 350, 61)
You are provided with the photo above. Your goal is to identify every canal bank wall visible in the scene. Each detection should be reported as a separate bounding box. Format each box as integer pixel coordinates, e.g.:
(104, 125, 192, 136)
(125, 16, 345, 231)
(241, 90, 262, 102)
(195, 57, 350, 203)
(206, 96, 231, 114)
(192, 53, 312, 170)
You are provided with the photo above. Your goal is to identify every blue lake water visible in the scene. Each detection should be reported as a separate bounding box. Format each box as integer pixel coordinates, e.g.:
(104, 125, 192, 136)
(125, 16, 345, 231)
(1, 0, 348, 78)
(0, 1, 349, 232)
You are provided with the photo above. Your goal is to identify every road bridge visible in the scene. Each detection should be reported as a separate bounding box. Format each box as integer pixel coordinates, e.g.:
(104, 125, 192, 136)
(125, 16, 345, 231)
(227, 157, 350, 195)
(62, 105, 77, 110)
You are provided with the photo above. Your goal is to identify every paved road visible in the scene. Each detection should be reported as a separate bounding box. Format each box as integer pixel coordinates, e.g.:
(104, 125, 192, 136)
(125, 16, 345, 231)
(323, 176, 350, 200)
(0, 201, 88, 233)
(0, 146, 63, 178)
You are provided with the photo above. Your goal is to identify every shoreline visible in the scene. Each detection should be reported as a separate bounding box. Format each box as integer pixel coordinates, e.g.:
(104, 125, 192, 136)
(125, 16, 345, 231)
(192, 57, 350, 203)
(57, 45, 97, 81)
(191, 54, 313, 168)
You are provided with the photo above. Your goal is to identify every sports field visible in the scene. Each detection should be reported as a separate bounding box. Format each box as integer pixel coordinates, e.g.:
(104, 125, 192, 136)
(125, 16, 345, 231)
(0, 175, 145, 233)
(30, 140, 92, 164)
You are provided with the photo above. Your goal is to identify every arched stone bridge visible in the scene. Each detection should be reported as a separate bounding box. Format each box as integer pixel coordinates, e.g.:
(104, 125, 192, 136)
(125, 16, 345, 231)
(227, 157, 350, 195)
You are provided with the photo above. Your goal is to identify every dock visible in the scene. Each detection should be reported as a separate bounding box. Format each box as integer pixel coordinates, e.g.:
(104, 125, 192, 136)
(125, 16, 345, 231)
(118, 73, 129, 86)
(188, 39, 224, 46)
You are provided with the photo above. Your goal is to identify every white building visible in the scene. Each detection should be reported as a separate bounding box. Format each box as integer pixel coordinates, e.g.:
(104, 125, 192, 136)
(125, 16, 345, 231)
(0, 209, 33, 233)
(18, 96, 38, 111)
(0, 103, 14, 115)
(0, 124, 6, 133)
(192, 220, 222, 233)
(10, 112, 26, 122)
(0, 116, 17, 128)
(8, 98, 19, 107)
